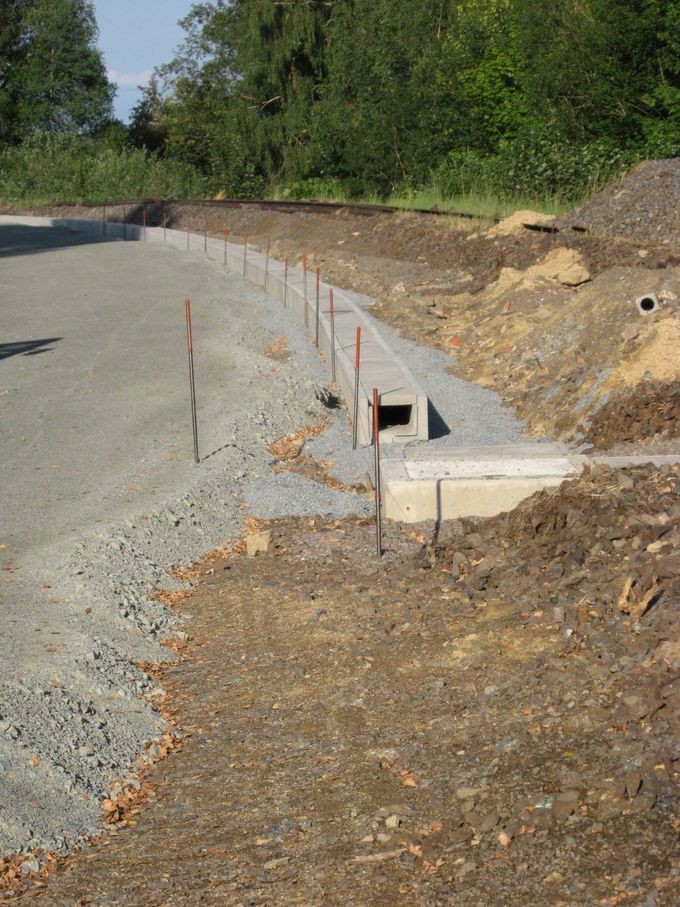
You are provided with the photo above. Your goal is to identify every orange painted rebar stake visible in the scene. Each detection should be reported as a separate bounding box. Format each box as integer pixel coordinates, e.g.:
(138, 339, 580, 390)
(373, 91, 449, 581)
(303, 252, 309, 327)
(243, 233, 248, 277)
(265, 238, 271, 291)
(372, 388, 383, 556)
(284, 256, 289, 307)
(352, 326, 362, 450)
(329, 288, 336, 384)
(315, 267, 321, 346)
(185, 299, 200, 465)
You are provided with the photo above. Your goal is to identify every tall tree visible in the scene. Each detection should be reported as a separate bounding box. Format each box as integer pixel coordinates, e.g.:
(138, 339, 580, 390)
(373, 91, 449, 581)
(0, 0, 30, 142)
(12, 0, 114, 137)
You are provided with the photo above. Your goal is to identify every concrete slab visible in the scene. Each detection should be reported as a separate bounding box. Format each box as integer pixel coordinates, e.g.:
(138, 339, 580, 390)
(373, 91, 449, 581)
(2, 214, 430, 446)
(382, 446, 680, 523)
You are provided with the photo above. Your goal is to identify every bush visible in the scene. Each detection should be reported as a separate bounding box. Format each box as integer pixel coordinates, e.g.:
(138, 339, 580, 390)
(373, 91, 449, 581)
(430, 132, 679, 205)
(278, 177, 364, 201)
(0, 133, 205, 204)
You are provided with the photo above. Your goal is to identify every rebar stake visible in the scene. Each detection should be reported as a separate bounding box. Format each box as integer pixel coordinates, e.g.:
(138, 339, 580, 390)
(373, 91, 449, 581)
(303, 252, 308, 327)
(185, 299, 200, 465)
(352, 326, 362, 450)
(265, 238, 271, 291)
(243, 233, 248, 278)
(204, 214, 208, 254)
(315, 267, 321, 347)
(329, 288, 336, 384)
(372, 387, 383, 557)
(223, 226, 228, 267)
(284, 256, 289, 307)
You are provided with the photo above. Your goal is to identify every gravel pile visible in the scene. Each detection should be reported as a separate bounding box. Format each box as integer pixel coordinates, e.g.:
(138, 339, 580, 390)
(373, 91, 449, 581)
(584, 379, 680, 450)
(560, 159, 680, 245)
(432, 463, 680, 831)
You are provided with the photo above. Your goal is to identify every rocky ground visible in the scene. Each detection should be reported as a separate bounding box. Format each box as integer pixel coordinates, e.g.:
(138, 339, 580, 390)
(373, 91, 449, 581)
(13, 462, 680, 905)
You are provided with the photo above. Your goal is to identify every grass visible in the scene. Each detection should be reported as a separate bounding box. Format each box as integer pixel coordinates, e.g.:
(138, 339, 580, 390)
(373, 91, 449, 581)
(268, 181, 577, 221)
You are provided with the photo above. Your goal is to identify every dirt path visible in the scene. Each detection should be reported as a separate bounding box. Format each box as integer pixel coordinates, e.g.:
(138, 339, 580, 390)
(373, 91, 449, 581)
(32, 514, 678, 906)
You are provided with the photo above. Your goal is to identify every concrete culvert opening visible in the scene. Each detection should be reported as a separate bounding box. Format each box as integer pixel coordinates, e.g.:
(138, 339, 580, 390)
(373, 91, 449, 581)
(636, 293, 660, 316)
(378, 403, 413, 432)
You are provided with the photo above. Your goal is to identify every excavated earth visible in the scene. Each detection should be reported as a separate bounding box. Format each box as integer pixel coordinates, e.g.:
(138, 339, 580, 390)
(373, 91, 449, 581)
(18, 464, 680, 905)
(2, 160, 679, 903)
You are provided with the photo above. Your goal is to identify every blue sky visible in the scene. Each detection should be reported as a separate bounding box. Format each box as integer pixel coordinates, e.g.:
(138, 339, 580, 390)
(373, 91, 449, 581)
(93, 0, 193, 122)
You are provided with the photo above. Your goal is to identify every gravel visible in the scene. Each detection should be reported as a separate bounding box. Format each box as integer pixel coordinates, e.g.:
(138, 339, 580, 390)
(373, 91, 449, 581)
(0, 222, 534, 860)
(559, 158, 680, 244)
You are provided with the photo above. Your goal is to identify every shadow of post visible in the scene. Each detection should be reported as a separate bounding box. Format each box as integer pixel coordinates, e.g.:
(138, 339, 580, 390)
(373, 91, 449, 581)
(0, 338, 62, 361)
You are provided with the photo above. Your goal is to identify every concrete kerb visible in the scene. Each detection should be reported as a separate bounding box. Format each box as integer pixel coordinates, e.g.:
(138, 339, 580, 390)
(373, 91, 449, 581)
(10, 214, 429, 448)
(382, 445, 680, 523)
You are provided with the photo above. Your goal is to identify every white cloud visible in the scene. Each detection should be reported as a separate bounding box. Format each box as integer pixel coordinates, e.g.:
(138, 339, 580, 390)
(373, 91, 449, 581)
(107, 68, 153, 89)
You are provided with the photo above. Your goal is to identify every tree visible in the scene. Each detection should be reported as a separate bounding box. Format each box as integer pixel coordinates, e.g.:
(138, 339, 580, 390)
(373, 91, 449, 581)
(12, 0, 114, 137)
(128, 76, 167, 152)
(0, 0, 31, 142)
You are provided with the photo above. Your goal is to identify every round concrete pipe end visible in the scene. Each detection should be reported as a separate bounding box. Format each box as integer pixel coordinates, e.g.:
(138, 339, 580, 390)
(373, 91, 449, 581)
(635, 293, 660, 316)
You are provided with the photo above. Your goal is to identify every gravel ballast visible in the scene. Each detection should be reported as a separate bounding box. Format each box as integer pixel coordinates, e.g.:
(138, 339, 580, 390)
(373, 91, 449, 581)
(0, 221, 531, 860)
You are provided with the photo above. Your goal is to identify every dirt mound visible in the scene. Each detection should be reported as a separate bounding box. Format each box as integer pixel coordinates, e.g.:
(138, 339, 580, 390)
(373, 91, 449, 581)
(585, 380, 680, 449)
(439, 463, 680, 615)
(560, 159, 680, 245)
(486, 209, 556, 238)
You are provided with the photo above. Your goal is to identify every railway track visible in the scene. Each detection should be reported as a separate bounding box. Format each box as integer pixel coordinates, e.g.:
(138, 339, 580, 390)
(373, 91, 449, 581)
(54, 196, 486, 220)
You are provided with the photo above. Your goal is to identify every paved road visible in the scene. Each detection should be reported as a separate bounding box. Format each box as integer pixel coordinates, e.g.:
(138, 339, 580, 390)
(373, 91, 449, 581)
(0, 221, 250, 558)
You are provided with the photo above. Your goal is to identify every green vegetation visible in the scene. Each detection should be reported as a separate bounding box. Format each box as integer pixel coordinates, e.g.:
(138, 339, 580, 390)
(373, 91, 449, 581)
(1, 0, 678, 210)
(145, 0, 679, 208)
(0, 134, 204, 205)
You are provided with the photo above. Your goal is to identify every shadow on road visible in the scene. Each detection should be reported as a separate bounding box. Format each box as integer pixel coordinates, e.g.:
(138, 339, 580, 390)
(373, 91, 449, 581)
(0, 338, 62, 361)
(0, 223, 116, 260)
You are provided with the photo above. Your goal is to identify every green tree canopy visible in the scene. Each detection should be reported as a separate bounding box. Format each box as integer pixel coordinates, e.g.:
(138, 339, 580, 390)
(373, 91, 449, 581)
(0, 0, 114, 142)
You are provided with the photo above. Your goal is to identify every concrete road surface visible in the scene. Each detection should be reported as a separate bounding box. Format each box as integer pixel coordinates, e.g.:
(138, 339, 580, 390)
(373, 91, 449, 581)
(1, 221, 252, 557)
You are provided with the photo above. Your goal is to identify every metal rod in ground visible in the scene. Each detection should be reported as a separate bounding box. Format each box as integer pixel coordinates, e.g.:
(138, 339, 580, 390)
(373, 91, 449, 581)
(352, 326, 362, 450)
(204, 214, 208, 253)
(223, 226, 228, 266)
(284, 256, 289, 307)
(372, 387, 383, 557)
(315, 267, 320, 346)
(123, 205, 127, 240)
(265, 238, 270, 291)
(186, 229, 190, 251)
(185, 298, 200, 465)
(142, 207, 147, 240)
(163, 214, 168, 241)
(102, 203, 106, 236)
(303, 252, 308, 327)
(329, 288, 336, 384)
(243, 233, 248, 277)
